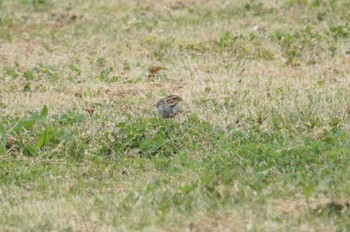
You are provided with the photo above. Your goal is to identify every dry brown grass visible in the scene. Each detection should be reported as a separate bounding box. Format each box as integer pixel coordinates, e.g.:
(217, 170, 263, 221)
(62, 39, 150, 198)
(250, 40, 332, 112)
(1, 0, 350, 231)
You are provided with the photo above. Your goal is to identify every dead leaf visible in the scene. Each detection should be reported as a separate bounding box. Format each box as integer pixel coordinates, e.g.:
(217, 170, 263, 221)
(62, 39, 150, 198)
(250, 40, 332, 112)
(5, 138, 16, 149)
(74, 92, 82, 98)
(148, 66, 164, 77)
(346, 106, 350, 114)
(257, 116, 266, 125)
(84, 108, 95, 116)
(315, 201, 350, 216)
(75, 86, 83, 98)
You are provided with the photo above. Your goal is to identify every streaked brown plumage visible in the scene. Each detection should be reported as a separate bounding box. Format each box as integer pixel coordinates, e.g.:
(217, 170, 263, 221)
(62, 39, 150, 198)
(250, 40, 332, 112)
(156, 95, 182, 118)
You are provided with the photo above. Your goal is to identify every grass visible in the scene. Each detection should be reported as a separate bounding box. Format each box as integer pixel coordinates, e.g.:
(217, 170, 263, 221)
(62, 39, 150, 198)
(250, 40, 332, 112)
(1, 0, 350, 231)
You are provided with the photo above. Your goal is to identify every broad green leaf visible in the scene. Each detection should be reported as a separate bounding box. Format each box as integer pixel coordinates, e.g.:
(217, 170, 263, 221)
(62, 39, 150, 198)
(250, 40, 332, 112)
(57, 112, 85, 125)
(13, 120, 35, 133)
(0, 123, 6, 145)
(35, 126, 54, 149)
(20, 120, 35, 129)
(35, 131, 47, 149)
(23, 145, 38, 156)
(31, 105, 48, 122)
(13, 106, 48, 133)
(0, 145, 5, 154)
(0, 122, 6, 154)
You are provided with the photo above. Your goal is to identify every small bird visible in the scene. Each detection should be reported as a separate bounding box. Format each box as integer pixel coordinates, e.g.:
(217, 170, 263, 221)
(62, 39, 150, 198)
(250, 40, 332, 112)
(156, 95, 182, 118)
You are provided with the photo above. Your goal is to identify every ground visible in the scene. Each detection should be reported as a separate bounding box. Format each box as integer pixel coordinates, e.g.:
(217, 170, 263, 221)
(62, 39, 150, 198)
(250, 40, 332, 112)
(0, 0, 350, 231)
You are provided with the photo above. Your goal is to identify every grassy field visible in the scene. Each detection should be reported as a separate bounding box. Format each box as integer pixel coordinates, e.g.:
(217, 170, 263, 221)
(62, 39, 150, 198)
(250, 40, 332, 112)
(1, 0, 350, 231)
